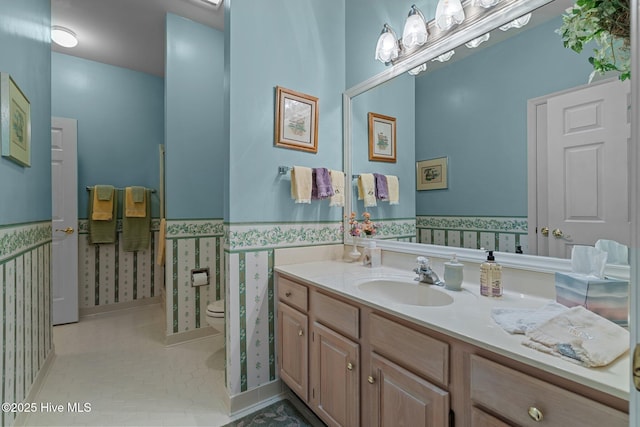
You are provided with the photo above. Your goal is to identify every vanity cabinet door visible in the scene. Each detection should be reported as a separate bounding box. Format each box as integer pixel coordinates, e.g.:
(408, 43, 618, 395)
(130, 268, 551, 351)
(368, 352, 449, 427)
(310, 322, 360, 427)
(277, 302, 308, 401)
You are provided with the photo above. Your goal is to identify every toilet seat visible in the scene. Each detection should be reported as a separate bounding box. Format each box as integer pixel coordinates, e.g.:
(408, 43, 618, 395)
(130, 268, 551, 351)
(207, 300, 224, 318)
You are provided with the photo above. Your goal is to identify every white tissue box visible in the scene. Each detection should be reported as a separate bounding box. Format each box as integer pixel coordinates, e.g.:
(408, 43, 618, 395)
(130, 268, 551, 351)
(554, 272, 628, 326)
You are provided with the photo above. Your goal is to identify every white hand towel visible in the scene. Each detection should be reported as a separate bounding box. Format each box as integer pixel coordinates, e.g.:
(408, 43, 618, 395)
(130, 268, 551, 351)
(386, 175, 399, 205)
(291, 166, 312, 204)
(329, 170, 345, 207)
(523, 306, 629, 367)
(357, 173, 377, 207)
(491, 301, 568, 334)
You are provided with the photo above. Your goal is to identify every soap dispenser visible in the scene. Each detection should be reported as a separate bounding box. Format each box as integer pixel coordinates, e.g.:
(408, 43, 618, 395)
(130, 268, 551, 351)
(362, 240, 381, 268)
(443, 254, 464, 291)
(480, 250, 502, 297)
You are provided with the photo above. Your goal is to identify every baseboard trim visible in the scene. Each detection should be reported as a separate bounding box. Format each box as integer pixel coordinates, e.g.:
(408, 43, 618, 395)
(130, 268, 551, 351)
(225, 380, 283, 417)
(80, 296, 162, 317)
(13, 349, 56, 427)
(164, 325, 221, 347)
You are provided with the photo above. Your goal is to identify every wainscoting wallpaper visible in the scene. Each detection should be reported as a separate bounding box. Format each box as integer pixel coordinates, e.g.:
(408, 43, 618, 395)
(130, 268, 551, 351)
(416, 216, 528, 253)
(0, 222, 53, 427)
(225, 221, 342, 396)
(77, 220, 164, 312)
(164, 220, 225, 337)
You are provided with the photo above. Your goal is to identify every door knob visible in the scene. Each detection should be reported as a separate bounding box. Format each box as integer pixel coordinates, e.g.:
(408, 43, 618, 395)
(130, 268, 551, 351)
(552, 228, 570, 239)
(540, 227, 549, 237)
(55, 227, 74, 235)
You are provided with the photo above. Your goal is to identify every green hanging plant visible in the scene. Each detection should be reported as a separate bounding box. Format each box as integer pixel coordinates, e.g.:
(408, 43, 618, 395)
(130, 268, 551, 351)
(557, 0, 630, 81)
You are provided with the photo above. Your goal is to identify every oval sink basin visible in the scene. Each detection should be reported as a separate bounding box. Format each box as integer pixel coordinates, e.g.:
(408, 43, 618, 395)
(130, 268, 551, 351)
(357, 279, 454, 307)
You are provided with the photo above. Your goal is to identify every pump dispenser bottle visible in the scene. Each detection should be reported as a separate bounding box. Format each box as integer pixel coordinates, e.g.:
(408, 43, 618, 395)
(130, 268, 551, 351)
(480, 250, 502, 297)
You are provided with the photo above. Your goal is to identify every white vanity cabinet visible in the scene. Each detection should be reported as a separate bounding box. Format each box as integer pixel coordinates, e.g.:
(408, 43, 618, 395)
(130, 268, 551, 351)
(276, 273, 629, 427)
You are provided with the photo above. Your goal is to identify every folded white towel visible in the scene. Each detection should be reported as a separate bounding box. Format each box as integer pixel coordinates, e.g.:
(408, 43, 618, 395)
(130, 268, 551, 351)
(491, 301, 568, 334)
(329, 170, 345, 207)
(523, 306, 629, 367)
(386, 175, 399, 205)
(291, 166, 312, 204)
(358, 173, 377, 207)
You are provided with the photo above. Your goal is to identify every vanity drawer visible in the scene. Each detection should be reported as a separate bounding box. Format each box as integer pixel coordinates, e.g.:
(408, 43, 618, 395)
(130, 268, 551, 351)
(311, 291, 359, 340)
(369, 313, 449, 386)
(470, 355, 628, 427)
(278, 276, 308, 312)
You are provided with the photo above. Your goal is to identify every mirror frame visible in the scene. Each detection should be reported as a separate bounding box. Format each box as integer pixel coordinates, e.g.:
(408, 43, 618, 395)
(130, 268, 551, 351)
(342, 0, 629, 277)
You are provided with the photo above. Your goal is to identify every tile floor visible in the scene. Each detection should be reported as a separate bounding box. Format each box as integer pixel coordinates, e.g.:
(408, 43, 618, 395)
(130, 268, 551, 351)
(24, 304, 233, 426)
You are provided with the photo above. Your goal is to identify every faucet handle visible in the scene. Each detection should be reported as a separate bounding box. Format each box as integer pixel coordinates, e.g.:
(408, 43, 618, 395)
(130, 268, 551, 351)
(416, 256, 429, 268)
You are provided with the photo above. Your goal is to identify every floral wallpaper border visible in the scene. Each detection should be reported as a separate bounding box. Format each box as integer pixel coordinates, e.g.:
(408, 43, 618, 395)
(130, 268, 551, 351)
(165, 219, 224, 239)
(374, 218, 416, 239)
(0, 222, 52, 262)
(416, 216, 528, 233)
(228, 222, 342, 251)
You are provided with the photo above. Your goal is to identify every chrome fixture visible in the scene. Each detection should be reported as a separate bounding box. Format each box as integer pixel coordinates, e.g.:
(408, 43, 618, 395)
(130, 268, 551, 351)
(375, 24, 400, 64)
(414, 257, 444, 286)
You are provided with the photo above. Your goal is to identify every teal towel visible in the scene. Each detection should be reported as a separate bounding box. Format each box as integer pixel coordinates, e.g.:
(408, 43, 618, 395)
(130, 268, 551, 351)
(131, 186, 145, 203)
(122, 189, 151, 252)
(88, 188, 118, 244)
(96, 185, 114, 201)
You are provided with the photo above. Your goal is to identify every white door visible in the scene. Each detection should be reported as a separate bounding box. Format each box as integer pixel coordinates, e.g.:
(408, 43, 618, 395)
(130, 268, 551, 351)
(51, 117, 79, 325)
(544, 79, 630, 258)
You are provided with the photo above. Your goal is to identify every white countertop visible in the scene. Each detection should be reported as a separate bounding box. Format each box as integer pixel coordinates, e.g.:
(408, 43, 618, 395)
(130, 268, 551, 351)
(275, 260, 630, 401)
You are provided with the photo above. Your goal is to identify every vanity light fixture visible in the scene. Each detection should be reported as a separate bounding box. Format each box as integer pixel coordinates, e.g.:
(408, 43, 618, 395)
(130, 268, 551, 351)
(408, 63, 427, 75)
(432, 50, 456, 62)
(435, 0, 466, 31)
(499, 13, 532, 31)
(375, 24, 400, 63)
(51, 26, 78, 48)
(465, 32, 490, 48)
(472, 0, 502, 8)
(402, 5, 428, 49)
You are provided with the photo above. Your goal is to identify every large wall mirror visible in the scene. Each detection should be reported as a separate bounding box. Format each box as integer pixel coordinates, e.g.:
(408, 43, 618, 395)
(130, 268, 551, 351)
(344, 0, 631, 274)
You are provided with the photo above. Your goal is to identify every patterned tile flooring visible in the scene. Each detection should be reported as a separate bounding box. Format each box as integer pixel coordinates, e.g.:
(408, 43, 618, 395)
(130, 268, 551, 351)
(24, 304, 232, 426)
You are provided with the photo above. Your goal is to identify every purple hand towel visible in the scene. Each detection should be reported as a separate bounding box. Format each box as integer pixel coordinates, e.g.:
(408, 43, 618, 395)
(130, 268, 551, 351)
(312, 168, 335, 200)
(374, 173, 389, 200)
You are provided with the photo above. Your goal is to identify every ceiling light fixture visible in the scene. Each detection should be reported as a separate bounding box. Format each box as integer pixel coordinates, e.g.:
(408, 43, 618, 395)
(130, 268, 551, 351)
(51, 26, 78, 48)
(201, 0, 223, 6)
(499, 13, 532, 31)
(408, 63, 427, 76)
(472, 0, 502, 8)
(432, 50, 456, 62)
(402, 5, 428, 50)
(465, 32, 490, 48)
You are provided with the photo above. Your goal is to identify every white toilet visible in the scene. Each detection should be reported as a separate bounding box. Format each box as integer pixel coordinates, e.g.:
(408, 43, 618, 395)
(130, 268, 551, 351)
(206, 299, 225, 331)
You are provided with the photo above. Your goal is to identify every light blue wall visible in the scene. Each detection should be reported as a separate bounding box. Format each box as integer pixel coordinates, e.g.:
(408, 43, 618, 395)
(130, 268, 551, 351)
(415, 17, 595, 217)
(51, 53, 163, 218)
(165, 14, 224, 220)
(0, 0, 51, 224)
(226, 0, 346, 223)
(351, 74, 415, 219)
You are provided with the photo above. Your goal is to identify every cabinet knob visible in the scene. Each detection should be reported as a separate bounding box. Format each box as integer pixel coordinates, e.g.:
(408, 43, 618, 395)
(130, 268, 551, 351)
(285, 291, 292, 297)
(298, 329, 303, 336)
(528, 407, 543, 422)
(367, 375, 376, 384)
(347, 362, 354, 371)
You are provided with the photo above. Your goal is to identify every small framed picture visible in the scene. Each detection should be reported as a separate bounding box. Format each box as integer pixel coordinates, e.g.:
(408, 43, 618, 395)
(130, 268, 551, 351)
(368, 112, 396, 163)
(1, 73, 31, 167)
(274, 86, 318, 153)
(416, 157, 448, 191)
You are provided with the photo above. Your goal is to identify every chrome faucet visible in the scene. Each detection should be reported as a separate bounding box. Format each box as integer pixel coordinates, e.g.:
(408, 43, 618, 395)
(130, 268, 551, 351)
(414, 256, 444, 286)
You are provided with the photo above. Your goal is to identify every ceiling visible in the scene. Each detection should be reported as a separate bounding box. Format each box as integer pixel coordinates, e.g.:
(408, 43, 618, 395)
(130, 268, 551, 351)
(51, 0, 225, 77)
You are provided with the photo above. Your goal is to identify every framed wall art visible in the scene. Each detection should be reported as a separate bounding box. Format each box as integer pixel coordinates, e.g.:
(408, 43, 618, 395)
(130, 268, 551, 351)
(368, 112, 396, 163)
(416, 157, 448, 191)
(274, 86, 318, 153)
(1, 73, 31, 167)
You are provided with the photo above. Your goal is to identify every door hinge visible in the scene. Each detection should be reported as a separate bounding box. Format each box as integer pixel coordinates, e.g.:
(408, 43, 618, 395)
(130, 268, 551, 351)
(449, 409, 455, 427)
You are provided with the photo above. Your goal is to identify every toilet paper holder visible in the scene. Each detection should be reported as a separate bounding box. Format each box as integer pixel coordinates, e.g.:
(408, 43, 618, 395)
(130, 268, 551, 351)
(191, 268, 210, 287)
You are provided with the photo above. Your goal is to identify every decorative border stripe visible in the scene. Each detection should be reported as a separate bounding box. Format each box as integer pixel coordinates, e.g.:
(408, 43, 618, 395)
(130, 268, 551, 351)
(416, 215, 528, 233)
(114, 238, 120, 303)
(172, 240, 179, 334)
(267, 250, 275, 381)
(94, 246, 100, 306)
(373, 218, 416, 239)
(239, 252, 247, 392)
(166, 219, 224, 239)
(0, 222, 52, 263)
(216, 237, 222, 300)
(229, 222, 342, 251)
(195, 239, 201, 329)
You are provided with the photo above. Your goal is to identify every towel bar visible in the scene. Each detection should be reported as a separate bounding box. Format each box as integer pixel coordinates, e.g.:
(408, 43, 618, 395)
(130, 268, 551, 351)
(86, 186, 156, 193)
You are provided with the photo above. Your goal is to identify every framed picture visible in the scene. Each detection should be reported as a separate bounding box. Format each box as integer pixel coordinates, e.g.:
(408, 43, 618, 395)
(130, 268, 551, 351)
(416, 157, 448, 190)
(1, 73, 31, 167)
(274, 86, 318, 153)
(368, 112, 396, 163)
